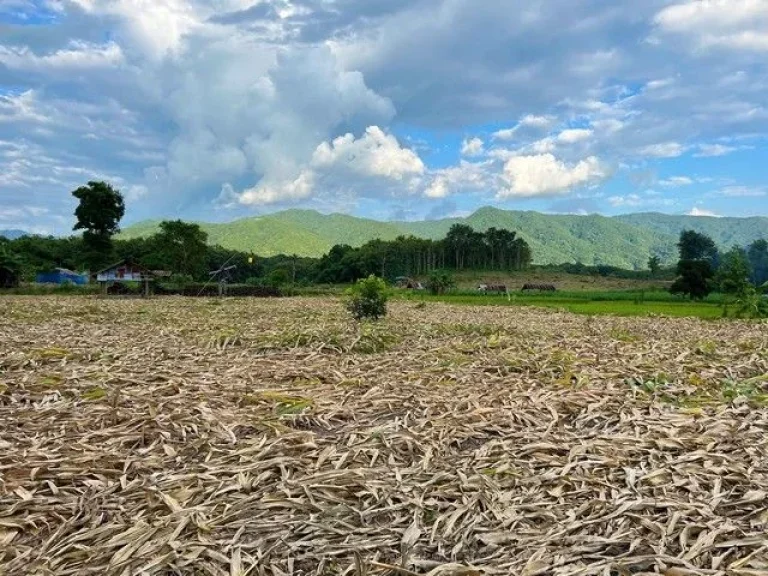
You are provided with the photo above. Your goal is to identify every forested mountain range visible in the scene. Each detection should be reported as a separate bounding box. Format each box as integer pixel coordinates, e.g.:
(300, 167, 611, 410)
(119, 207, 768, 268)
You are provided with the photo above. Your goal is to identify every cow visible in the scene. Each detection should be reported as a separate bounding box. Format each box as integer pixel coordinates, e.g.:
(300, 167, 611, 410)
(521, 283, 557, 292)
(478, 284, 508, 294)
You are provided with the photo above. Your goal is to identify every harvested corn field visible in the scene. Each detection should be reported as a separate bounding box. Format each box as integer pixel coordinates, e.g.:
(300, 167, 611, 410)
(1, 296, 768, 576)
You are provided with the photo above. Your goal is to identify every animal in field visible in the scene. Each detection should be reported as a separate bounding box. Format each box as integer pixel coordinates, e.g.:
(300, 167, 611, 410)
(521, 283, 557, 292)
(477, 283, 508, 294)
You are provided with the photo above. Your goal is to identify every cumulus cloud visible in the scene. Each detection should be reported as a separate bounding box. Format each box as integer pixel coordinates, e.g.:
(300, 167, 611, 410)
(460, 137, 484, 157)
(655, 0, 768, 52)
(424, 160, 492, 199)
(498, 154, 606, 198)
(312, 126, 424, 180)
(237, 170, 316, 205)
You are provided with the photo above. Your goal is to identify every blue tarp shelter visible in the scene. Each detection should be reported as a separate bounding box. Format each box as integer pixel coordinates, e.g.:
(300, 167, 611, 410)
(36, 268, 89, 285)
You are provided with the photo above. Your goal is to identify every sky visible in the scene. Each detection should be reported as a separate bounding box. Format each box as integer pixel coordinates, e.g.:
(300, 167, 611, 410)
(1, 0, 768, 235)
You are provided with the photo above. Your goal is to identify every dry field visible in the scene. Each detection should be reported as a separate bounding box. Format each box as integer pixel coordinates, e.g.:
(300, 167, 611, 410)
(1, 296, 767, 576)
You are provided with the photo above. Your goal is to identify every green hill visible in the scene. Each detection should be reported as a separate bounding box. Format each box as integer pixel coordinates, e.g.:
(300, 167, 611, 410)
(119, 208, 768, 268)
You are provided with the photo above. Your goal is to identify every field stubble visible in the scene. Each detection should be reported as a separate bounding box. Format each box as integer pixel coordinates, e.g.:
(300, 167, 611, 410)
(0, 296, 767, 575)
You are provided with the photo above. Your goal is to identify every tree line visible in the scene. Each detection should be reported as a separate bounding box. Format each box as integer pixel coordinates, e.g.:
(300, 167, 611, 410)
(670, 229, 768, 299)
(0, 181, 533, 287)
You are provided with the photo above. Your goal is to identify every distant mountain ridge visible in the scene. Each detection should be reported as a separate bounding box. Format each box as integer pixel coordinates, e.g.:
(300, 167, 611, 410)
(119, 208, 768, 269)
(0, 229, 28, 240)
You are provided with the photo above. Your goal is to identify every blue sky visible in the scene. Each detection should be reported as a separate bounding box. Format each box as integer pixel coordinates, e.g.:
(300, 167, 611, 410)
(1, 0, 768, 234)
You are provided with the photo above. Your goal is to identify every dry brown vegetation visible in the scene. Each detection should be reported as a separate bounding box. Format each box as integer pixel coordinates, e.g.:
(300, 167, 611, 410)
(1, 296, 768, 576)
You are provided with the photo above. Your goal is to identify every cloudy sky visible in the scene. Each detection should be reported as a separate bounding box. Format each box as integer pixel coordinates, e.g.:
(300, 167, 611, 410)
(1, 0, 768, 234)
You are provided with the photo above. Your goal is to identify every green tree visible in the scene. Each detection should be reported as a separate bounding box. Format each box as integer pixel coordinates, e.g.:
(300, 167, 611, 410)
(72, 181, 125, 271)
(747, 239, 768, 286)
(670, 260, 714, 300)
(677, 230, 718, 264)
(648, 255, 661, 277)
(715, 246, 752, 294)
(152, 220, 209, 279)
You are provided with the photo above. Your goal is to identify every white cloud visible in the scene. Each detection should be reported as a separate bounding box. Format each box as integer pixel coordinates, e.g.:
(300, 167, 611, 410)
(460, 137, 484, 157)
(659, 176, 693, 187)
(237, 170, 315, 205)
(687, 207, 721, 217)
(311, 126, 424, 180)
(556, 128, 593, 144)
(0, 41, 124, 71)
(492, 114, 556, 140)
(695, 143, 738, 157)
(498, 153, 606, 198)
(609, 193, 675, 208)
(655, 0, 768, 52)
(639, 142, 686, 158)
(424, 160, 491, 199)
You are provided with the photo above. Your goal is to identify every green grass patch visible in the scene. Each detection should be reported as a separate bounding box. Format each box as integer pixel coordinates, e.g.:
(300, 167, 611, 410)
(396, 292, 723, 319)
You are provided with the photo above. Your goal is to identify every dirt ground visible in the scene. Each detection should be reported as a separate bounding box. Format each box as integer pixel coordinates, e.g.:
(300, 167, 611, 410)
(1, 296, 767, 575)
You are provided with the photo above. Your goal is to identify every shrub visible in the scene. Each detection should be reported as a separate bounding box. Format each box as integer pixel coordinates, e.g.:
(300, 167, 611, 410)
(734, 285, 768, 319)
(344, 275, 388, 321)
(427, 271, 455, 295)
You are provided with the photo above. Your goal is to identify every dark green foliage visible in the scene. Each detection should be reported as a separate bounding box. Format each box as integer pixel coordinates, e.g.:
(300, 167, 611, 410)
(153, 220, 209, 278)
(747, 239, 768, 286)
(716, 247, 752, 294)
(72, 181, 125, 271)
(344, 275, 389, 321)
(671, 260, 714, 300)
(427, 271, 454, 295)
(0, 243, 22, 288)
(648, 256, 661, 277)
(677, 229, 719, 264)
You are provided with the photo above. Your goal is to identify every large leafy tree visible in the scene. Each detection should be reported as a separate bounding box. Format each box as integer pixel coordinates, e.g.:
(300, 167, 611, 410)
(152, 220, 209, 278)
(72, 181, 125, 271)
(671, 230, 718, 300)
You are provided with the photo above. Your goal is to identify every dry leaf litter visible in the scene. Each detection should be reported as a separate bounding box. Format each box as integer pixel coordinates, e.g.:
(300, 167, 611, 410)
(1, 296, 767, 576)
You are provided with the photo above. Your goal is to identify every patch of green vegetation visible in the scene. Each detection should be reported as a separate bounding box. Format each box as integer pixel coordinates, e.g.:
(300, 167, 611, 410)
(40, 375, 63, 388)
(397, 292, 724, 319)
(695, 340, 718, 356)
(82, 386, 106, 401)
(32, 347, 71, 359)
(350, 323, 401, 354)
(610, 328, 640, 343)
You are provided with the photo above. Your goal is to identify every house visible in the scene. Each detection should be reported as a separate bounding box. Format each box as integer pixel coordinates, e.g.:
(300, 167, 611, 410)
(96, 259, 156, 296)
(36, 268, 89, 285)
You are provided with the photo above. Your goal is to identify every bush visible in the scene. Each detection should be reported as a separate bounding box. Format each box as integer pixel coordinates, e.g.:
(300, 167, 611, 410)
(344, 275, 388, 321)
(734, 285, 768, 319)
(427, 271, 454, 295)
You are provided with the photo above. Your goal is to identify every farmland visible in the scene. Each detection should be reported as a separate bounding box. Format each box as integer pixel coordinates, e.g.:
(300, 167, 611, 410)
(1, 296, 768, 575)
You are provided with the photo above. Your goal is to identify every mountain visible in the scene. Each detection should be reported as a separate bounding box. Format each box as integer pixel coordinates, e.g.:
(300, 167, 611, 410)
(119, 208, 768, 268)
(0, 229, 28, 240)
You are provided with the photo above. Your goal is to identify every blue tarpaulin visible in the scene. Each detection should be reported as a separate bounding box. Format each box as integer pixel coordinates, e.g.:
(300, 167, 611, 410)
(36, 268, 89, 285)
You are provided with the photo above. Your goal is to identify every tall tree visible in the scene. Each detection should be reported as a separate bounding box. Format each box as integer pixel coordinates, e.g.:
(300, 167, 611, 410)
(671, 260, 714, 300)
(72, 181, 125, 271)
(152, 220, 209, 278)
